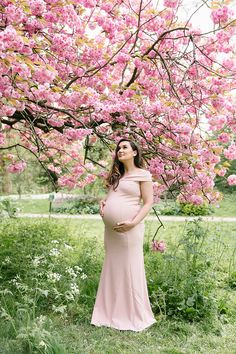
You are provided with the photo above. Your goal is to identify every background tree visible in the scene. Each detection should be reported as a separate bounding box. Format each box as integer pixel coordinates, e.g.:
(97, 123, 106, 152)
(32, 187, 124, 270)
(0, 0, 236, 203)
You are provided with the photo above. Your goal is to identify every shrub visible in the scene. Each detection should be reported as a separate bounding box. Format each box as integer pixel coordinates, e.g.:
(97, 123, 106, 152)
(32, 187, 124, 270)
(154, 202, 213, 216)
(153, 203, 182, 216)
(179, 202, 213, 216)
(52, 195, 99, 215)
(145, 219, 218, 322)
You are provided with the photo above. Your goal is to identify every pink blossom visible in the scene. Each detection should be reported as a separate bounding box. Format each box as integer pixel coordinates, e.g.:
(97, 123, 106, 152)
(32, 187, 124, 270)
(164, 0, 179, 9)
(151, 240, 166, 252)
(0, 0, 236, 199)
(189, 195, 204, 205)
(80, 0, 97, 8)
(5, 4, 25, 24)
(48, 164, 62, 174)
(3, 25, 24, 51)
(65, 128, 92, 141)
(227, 175, 236, 186)
(116, 53, 130, 64)
(211, 6, 234, 24)
(0, 105, 16, 117)
(48, 117, 64, 128)
(209, 115, 227, 130)
(25, 17, 44, 34)
(34, 68, 57, 84)
(29, 0, 46, 16)
(222, 58, 236, 70)
(224, 143, 236, 160)
(101, 2, 114, 13)
(146, 131, 153, 141)
(7, 161, 26, 173)
(218, 133, 231, 144)
(84, 174, 96, 184)
(58, 176, 77, 189)
(12, 63, 31, 79)
(72, 165, 85, 176)
(217, 168, 226, 177)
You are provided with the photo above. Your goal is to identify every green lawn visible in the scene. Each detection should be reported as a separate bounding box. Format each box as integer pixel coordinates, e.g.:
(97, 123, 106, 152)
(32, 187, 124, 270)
(212, 193, 236, 217)
(15, 198, 50, 214)
(0, 218, 236, 354)
(51, 317, 236, 354)
(9, 193, 236, 217)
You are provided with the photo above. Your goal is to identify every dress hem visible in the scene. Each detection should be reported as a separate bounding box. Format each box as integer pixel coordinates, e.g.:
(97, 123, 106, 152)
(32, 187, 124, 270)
(90, 318, 157, 332)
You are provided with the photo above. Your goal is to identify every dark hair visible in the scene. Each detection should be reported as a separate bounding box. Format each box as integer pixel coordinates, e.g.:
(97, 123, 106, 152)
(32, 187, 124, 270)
(106, 138, 144, 190)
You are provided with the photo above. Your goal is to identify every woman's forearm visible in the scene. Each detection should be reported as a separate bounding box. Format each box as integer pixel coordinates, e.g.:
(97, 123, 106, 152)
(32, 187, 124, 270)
(131, 203, 153, 225)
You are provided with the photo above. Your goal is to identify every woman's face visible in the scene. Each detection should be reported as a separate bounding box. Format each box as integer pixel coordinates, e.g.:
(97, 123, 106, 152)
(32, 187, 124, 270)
(117, 141, 137, 162)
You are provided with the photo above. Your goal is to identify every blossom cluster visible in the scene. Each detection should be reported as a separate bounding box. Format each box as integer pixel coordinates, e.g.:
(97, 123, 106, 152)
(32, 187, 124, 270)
(0, 0, 236, 202)
(151, 240, 167, 253)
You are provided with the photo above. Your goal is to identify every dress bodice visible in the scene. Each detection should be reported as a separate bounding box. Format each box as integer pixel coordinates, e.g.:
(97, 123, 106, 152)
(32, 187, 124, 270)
(102, 169, 152, 227)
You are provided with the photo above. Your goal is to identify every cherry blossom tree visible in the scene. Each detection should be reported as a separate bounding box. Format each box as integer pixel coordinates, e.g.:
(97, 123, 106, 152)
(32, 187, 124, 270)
(0, 0, 236, 203)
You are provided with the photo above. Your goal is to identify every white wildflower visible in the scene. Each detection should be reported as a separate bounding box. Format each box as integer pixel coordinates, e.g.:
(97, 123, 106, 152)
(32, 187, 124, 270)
(52, 304, 67, 314)
(47, 272, 61, 283)
(10, 277, 28, 290)
(49, 248, 60, 257)
(70, 283, 80, 295)
(81, 273, 87, 280)
(65, 267, 77, 279)
(32, 255, 45, 267)
(2, 256, 11, 265)
(18, 283, 28, 291)
(74, 266, 82, 272)
(37, 288, 49, 297)
(39, 340, 48, 349)
(36, 315, 48, 326)
(65, 292, 74, 301)
(51, 240, 59, 244)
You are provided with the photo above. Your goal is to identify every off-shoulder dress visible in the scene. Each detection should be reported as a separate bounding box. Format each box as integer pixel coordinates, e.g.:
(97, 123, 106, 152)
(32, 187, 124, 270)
(91, 169, 156, 331)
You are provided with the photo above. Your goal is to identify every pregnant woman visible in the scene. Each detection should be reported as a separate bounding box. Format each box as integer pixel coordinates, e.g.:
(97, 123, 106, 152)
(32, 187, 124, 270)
(91, 138, 156, 332)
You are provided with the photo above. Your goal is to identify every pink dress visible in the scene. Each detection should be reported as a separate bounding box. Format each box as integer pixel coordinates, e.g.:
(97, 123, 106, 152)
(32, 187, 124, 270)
(91, 169, 156, 331)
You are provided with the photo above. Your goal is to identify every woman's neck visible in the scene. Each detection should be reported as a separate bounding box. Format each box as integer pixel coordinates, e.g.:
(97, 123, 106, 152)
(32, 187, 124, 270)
(123, 161, 138, 174)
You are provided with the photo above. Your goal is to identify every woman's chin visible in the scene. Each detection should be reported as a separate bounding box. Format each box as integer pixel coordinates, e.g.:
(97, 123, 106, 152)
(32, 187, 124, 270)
(118, 156, 130, 162)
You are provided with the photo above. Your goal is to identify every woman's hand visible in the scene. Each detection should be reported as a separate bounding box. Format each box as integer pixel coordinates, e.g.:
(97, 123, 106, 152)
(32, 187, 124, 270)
(113, 220, 137, 232)
(99, 200, 106, 217)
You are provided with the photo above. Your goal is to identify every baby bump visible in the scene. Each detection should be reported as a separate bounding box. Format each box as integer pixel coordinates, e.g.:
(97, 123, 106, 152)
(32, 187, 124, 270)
(102, 198, 140, 227)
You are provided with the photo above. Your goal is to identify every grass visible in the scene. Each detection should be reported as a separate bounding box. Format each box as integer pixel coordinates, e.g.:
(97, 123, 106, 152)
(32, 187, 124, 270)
(212, 193, 236, 217)
(5, 193, 236, 217)
(15, 198, 50, 214)
(0, 218, 236, 354)
(50, 318, 236, 354)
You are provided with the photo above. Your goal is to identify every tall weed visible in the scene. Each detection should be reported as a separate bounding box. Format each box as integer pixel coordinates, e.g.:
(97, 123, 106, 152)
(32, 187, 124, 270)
(145, 219, 220, 322)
